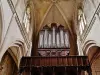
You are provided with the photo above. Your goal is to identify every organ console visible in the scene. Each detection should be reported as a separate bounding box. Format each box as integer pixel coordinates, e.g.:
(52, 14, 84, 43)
(38, 23, 70, 56)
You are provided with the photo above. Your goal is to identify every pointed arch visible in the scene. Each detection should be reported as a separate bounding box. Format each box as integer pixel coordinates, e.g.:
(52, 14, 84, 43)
(83, 40, 97, 54)
(83, 40, 100, 64)
(0, 40, 26, 68)
(0, 51, 18, 75)
(38, 3, 73, 35)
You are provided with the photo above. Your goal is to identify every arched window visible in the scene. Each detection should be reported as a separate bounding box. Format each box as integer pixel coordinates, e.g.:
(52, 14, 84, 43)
(78, 9, 87, 34)
(23, 5, 30, 33)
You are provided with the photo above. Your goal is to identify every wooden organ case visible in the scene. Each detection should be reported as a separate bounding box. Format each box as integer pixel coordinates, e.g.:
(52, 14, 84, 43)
(19, 23, 92, 75)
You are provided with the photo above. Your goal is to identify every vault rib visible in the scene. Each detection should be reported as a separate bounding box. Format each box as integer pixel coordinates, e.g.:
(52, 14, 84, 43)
(38, 3, 53, 32)
(55, 3, 73, 35)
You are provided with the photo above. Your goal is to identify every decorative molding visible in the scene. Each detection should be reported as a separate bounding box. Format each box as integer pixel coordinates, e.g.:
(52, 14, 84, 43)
(7, 0, 30, 49)
(81, 3, 100, 43)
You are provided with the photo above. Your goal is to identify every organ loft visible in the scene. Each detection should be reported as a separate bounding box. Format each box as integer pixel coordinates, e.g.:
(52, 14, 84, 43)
(18, 0, 93, 75)
(19, 24, 92, 75)
(1, 0, 100, 75)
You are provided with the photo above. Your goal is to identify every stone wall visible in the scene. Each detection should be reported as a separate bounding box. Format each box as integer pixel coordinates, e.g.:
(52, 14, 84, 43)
(0, 0, 31, 62)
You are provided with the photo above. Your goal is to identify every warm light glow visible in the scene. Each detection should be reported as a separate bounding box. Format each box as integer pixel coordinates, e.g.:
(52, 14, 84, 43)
(78, 9, 87, 34)
(23, 6, 30, 33)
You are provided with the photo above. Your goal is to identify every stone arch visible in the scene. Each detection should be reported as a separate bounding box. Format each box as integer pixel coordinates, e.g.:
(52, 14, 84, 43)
(83, 40, 100, 63)
(0, 51, 18, 75)
(91, 54, 100, 75)
(0, 40, 26, 74)
(0, 38, 27, 62)
(0, 37, 28, 74)
(0, 39, 26, 65)
(87, 46, 100, 75)
(83, 40, 100, 75)
(13, 40, 26, 57)
(8, 46, 22, 67)
(83, 40, 97, 55)
(87, 46, 100, 63)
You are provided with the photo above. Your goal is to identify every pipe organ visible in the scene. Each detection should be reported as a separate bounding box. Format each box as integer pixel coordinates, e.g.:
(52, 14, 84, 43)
(19, 23, 92, 75)
(38, 24, 70, 48)
(38, 23, 70, 56)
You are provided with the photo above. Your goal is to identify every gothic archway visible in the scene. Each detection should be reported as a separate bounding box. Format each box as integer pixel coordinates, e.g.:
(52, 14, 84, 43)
(0, 51, 18, 75)
(83, 40, 100, 75)
(91, 55, 100, 75)
(0, 41, 25, 74)
(87, 46, 100, 75)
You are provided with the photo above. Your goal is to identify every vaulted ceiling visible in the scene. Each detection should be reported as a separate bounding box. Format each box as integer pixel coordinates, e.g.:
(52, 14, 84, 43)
(30, 0, 83, 30)
(29, 0, 83, 35)
(30, 0, 83, 55)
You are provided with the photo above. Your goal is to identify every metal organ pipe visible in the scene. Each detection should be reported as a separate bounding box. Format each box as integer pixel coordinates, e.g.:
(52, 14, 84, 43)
(56, 32, 60, 48)
(52, 27, 56, 48)
(64, 31, 69, 48)
(44, 29, 48, 48)
(60, 29, 64, 48)
(48, 31, 52, 48)
(38, 24, 70, 49)
(39, 31, 44, 48)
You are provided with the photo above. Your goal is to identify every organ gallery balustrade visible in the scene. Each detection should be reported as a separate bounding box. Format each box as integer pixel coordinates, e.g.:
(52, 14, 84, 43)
(20, 56, 89, 67)
(18, 23, 92, 75)
(19, 56, 92, 75)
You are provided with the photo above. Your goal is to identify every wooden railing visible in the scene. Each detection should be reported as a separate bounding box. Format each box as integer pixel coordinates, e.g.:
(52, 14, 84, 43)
(19, 56, 92, 75)
(20, 56, 89, 67)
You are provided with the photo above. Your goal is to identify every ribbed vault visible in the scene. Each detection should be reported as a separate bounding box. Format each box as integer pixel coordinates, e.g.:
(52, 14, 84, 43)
(28, 0, 83, 56)
(30, 0, 83, 32)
